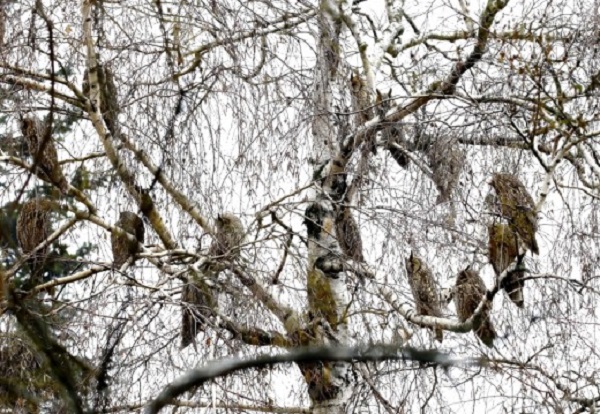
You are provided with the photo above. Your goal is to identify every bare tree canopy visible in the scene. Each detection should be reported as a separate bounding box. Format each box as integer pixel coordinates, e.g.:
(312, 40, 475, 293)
(1, 0, 600, 413)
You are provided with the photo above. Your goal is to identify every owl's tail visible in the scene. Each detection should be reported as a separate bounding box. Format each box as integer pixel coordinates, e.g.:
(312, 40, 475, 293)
(475, 318, 496, 348)
(502, 270, 525, 308)
(181, 282, 215, 349)
(434, 327, 443, 343)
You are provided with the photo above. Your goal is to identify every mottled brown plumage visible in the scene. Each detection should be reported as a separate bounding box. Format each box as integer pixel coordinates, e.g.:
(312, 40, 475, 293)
(16, 198, 54, 284)
(489, 173, 539, 255)
(404, 253, 444, 342)
(207, 213, 245, 260)
(181, 213, 245, 348)
(377, 89, 409, 168)
(426, 137, 465, 204)
(454, 267, 496, 347)
(180, 278, 216, 349)
(83, 64, 120, 134)
(351, 72, 377, 155)
(20, 115, 69, 194)
(488, 224, 524, 307)
(335, 207, 363, 262)
(111, 212, 144, 268)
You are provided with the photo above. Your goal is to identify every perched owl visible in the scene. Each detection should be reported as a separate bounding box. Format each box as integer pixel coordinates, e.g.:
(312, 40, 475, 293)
(111, 212, 145, 268)
(488, 224, 524, 307)
(376, 89, 409, 169)
(426, 136, 465, 204)
(207, 213, 245, 260)
(404, 253, 444, 342)
(350, 72, 372, 126)
(335, 207, 364, 262)
(350, 72, 377, 155)
(181, 213, 245, 348)
(488, 173, 539, 255)
(180, 278, 216, 349)
(83, 64, 120, 134)
(20, 115, 69, 195)
(454, 267, 496, 347)
(16, 198, 54, 284)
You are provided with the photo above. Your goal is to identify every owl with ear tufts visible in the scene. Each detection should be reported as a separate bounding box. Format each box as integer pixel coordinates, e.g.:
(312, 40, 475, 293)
(488, 173, 539, 255)
(488, 223, 525, 308)
(208, 213, 245, 260)
(20, 115, 69, 195)
(404, 252, 444, 342)
(111, 212, 145, 268)
(454, 267, 496, 347)
(181, 213, 245, 348)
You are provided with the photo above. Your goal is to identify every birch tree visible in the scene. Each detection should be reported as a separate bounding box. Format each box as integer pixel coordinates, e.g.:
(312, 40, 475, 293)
(1, 0, 600, 413)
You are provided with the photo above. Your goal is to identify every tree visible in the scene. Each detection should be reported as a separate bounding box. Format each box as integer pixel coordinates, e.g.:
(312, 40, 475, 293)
(1, 0, 600, 413)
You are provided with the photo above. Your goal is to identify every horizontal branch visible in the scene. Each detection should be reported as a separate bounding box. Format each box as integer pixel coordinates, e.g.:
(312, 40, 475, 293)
(145, 344, 481, 414)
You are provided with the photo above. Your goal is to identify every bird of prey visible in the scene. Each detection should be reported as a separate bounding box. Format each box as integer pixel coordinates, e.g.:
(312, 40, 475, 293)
(488, 173, 539, 255)
(404, 252, 444, 342)
(111, 212, 145, 268)
(454, 267, 496, 347)
(181, 213, 245, 348)
(17, 198, 54, 285)
(488, 223, 525, 307)
(20, 115, 69, 195)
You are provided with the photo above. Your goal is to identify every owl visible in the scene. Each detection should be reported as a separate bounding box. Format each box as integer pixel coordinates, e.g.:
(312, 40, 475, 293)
(488, 173, 539, 255)
(454, 267, 496, 347)
(83, 64, 120, 134)
(180, 278, 216, 348)
(181, 213, 245, 348)
(335, 207, 364, 262)
(16, 198, 54, 284)
(376, 89, 409, 169)
(426, 136, 465, 204)
(404, 253, 444, 342)
(350, 72, 377, 155)
(208, 213, 245, 259)
(488, 224, 524, 307)
(111, 212, 145, 268)
(20, 115, 69, 195)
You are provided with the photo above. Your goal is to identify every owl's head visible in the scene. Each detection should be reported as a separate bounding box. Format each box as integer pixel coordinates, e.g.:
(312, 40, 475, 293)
(216, 213, 244, 234)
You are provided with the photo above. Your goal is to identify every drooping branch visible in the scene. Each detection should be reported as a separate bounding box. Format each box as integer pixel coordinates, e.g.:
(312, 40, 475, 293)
(145, 345, 481, 414)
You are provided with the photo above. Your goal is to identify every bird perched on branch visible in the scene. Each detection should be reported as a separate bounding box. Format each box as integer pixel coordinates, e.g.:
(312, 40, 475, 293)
(404, 252, 444, 342)
(454, 267, 496, 347)
(488, 224, 525, 307)
(181, 213, 245, 348)
(20, 114, 69, 195)
(335, 207, 364, 262)
(205, 213, 245, 264)
(426, 136, 465, 204)
(180, 274, 216, 349)
(83, 63, 120, 135)
(488, 173, 539, 255)
(16, 198, 55, 286)
(376, 89, 410, 169)
(111, 212, 145, 268)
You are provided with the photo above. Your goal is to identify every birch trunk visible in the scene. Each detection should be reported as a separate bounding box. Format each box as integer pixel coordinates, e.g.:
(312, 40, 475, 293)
(301, 4, 353, 413)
